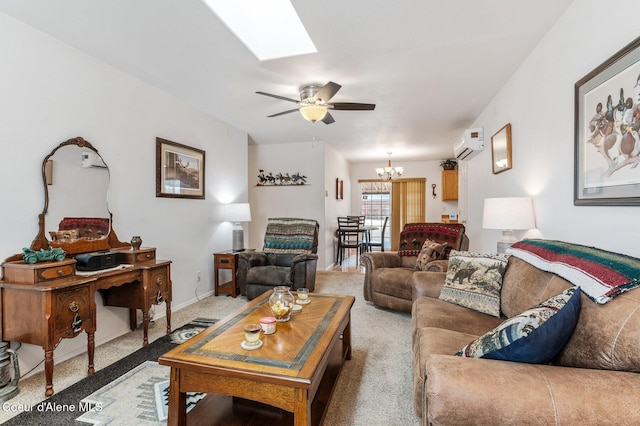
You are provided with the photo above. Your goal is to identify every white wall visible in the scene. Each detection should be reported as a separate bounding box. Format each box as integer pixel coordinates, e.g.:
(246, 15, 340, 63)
(465, 0, 640, 257)
(0, 12, 248, 375)
(324, 144, 352, 268)
(248, 141, 327, 267)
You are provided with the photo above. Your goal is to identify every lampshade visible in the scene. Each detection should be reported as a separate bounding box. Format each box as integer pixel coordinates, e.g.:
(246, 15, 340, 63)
(222, 203, 251, 252)
(299, 105, 328, 122)
(483, 197, 535, 230)
(222, 203, 252, 223)
(483, 197, 535, 252)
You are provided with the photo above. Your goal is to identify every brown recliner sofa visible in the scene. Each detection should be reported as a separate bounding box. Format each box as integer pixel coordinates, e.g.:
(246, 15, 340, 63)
(411, 244, 640, 425)
(361, 223, 469, 313)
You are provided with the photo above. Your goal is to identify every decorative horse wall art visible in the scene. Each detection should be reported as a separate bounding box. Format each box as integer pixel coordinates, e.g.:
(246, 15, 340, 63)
(257, 169, 308, 186)
(587, 80, 640, 178)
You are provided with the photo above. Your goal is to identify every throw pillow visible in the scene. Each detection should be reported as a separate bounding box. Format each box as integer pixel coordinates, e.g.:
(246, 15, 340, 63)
(415, 239, 448, 271)
(438, 251, 509, 317)
(455, 286, 581, 364)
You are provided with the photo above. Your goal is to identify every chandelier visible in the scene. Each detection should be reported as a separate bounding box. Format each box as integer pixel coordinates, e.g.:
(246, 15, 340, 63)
(376, 152, 404, 181)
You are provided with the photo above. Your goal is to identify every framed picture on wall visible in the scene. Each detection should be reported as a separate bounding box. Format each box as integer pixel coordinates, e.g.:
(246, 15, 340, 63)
(491, 123, 512, 174)
(574, 36, 640, 205)
(336, 178, 344, 200)
(156, 137, 205, 199)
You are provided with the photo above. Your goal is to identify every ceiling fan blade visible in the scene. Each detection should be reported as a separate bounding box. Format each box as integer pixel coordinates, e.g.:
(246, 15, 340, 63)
(314, 81, 341, 103)
(256, 91, 300, 104)
(267, 108, 300, 118)
(322, 112, 335, 125)
(329, 102, 376, 111)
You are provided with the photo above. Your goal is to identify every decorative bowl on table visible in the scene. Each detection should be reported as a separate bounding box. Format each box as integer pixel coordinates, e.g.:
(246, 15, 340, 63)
(269, 286, 295, 322)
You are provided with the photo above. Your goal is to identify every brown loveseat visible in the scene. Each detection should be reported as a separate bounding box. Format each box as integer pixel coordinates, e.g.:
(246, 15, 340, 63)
(411, 241, 640, 425)
(361, 223, 468, 313)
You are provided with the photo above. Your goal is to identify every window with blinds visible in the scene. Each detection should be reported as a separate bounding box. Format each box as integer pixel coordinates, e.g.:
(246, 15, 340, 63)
(358, 178, 426, 251)
(391, 178, 426, 250)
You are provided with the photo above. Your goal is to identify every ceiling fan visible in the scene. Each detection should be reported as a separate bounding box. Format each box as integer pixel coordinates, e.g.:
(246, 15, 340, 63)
(256, 81, 375, 124)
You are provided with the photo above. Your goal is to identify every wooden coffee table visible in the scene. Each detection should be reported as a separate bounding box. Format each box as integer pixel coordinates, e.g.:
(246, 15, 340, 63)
(159, 291, 355, 426)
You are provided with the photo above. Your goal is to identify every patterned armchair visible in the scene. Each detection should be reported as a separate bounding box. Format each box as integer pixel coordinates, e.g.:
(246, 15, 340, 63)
(238, 218, 319, 300)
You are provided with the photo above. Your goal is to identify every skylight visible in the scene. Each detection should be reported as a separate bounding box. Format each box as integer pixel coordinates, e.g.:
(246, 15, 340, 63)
(202, 0, 317, 61)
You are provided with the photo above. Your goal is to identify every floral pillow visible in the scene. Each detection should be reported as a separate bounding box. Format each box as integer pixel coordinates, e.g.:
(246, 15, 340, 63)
(415, 239, 448, 271)
(438, 251, 509, 317)
(455, 286, 581, 364)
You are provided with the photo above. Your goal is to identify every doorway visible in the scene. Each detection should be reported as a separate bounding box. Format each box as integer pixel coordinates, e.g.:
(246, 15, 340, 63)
(359, 181, 391, 250)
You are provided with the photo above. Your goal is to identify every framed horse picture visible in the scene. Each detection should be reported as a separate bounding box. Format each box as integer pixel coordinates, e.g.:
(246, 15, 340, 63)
(574, 36, 640, 205)
(156, 138, 206, 199)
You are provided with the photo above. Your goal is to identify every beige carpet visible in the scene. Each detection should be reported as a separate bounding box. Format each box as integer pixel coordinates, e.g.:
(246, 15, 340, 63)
(318, 271, 417, 426)
(0, 271, 418, 425)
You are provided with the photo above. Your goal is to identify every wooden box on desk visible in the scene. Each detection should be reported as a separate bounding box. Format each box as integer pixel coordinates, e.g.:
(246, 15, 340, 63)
(117, 248, 156, 264)
(1, 258, 76, 284)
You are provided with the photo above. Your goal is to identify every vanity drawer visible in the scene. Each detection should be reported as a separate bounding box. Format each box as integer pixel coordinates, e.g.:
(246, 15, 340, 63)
(54, 285, 92, 337)
(147, 266, 170, 304)
(118, 248, 156, 264)
(1, 259, 76, 284)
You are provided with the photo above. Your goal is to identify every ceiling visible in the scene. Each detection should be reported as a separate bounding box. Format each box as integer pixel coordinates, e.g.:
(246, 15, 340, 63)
(0, 0, 574, 163)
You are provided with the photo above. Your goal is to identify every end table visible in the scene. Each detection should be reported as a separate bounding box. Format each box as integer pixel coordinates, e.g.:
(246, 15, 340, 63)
(213, 251, 240, 297)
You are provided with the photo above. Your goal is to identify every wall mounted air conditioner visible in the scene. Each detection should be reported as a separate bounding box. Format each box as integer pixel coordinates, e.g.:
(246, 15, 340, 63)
(81, 151, 107, 168)
(454, 128, 484, 160)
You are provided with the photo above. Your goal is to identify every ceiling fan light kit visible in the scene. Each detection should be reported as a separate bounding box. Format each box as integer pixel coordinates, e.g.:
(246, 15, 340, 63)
(256, 81, 375, 124)
(299, 105, 328, 122)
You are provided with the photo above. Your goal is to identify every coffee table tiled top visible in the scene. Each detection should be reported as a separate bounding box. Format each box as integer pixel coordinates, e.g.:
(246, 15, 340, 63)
(161, 290, 354, 381)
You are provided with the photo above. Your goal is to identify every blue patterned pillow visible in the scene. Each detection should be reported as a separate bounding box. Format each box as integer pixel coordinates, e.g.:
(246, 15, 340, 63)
(455, 286, 581, 364)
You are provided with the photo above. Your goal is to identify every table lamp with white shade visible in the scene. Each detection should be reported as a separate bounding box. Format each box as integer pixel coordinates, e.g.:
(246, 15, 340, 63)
(482, 197, 535, 253)
(222, 203, 252, 252)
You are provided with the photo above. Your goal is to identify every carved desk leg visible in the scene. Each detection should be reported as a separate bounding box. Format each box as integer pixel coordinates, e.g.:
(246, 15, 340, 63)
(44, 348, 54, 397)
(87, 331, 95, 374)
(166, 300, 172, 333)
(129, 308, 137, 331)
(142, 309, 150, 346)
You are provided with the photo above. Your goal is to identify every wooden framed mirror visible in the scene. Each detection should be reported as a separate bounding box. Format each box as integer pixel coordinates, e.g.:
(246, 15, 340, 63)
(29, 137, 128, 255)
(491, 123, 512, 174)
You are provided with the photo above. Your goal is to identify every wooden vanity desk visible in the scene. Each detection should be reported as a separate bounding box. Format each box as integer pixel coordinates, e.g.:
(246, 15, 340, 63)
(0, 137, 173, 396)
(0, 247, 172, 397)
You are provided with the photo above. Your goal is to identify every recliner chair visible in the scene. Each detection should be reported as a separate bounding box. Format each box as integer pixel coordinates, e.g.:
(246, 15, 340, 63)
(361, 222, 469, 312)
(238, 218, 319, 300)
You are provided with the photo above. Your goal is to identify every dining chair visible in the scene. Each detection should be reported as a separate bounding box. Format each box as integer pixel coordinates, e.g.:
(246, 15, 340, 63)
(367, 216, 389, 252)
(337, 216, 365, 265)
(347, 215, 365, 227)
(347, 215, 371, 252)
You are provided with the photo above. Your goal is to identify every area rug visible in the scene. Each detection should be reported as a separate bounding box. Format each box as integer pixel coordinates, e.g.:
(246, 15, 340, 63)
(4, 272, 419, 425)
(75, 360, 205, 425)
(3, 318, 215, 426)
